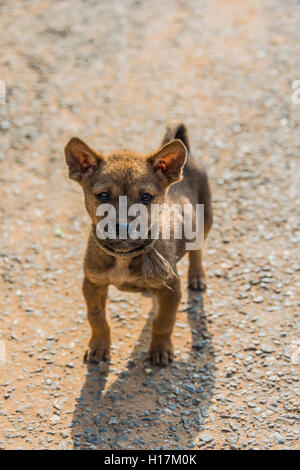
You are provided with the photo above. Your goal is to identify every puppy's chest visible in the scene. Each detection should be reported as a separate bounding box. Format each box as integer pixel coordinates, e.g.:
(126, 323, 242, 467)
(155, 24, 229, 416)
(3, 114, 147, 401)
(106, 257, 143, 290)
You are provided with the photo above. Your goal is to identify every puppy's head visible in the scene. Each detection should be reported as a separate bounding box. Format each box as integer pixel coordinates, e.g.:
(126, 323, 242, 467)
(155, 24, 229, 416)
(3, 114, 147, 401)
(65, 137, 187, 254)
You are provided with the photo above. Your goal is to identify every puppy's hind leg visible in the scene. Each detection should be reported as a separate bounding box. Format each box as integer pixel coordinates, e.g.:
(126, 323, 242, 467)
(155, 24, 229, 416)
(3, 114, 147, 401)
(188, 249, 206, 291)
(188, 175, 213, 291)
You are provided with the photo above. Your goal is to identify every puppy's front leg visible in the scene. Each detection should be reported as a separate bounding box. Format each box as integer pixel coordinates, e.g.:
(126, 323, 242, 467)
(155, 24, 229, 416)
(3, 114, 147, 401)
(83, 276, 110, 363)
(150, 278, 181, 366)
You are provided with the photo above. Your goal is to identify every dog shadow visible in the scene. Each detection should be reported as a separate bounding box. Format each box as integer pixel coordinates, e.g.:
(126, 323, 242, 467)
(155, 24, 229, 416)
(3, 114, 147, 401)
(71, 289, 215, 449)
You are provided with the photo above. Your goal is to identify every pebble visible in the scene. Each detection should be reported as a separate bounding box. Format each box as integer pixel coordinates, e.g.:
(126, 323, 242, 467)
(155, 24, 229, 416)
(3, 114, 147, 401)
(199, 433, 214, 443)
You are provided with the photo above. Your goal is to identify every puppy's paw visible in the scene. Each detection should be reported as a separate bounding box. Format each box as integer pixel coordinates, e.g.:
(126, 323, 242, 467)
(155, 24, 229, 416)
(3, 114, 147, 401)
(84, 346, 110, 363)
(150, 337, 173, 367)
(188, 275, 206, 291)
(150, 350, 173, 367)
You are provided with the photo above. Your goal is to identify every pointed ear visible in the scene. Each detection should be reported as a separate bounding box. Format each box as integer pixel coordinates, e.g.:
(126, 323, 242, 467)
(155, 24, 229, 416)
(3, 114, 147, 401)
(147, 139, 187, 185)
(64, 137, 101, 182)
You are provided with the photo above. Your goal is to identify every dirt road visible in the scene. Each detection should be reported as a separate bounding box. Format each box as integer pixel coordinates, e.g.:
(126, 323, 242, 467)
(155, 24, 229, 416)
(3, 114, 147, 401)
(0, 0, 299, 449)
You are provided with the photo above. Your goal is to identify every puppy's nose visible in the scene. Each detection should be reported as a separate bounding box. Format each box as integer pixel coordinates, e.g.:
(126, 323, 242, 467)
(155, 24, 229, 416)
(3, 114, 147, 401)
(116, 221, 129, 238)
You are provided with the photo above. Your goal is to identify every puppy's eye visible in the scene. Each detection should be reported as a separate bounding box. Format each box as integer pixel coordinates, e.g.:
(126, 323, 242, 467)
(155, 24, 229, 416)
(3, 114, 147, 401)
(141, 193, 153, 204)
(96, 192, 110, 202)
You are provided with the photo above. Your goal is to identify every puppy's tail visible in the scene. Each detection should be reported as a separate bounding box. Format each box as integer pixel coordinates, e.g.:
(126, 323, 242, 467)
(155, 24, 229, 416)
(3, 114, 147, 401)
(161, 122, 190, 153)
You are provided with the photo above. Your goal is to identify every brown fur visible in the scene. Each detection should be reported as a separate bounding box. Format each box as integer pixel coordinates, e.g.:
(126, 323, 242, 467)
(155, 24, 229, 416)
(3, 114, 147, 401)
(64, 123, 212, 366)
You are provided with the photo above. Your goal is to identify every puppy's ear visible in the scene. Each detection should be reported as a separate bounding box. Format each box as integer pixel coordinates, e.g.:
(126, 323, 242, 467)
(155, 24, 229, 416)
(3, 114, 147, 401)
(147, 139, 187, 185)
(65, 137, 101, 182)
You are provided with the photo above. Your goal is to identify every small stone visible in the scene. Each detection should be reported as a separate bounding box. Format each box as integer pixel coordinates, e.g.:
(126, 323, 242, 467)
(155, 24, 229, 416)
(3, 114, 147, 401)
(183, 384, 195, 393)
(261, 344, 275, 353)
(199, 432, 214, 443)
(272, 432, 285, 444)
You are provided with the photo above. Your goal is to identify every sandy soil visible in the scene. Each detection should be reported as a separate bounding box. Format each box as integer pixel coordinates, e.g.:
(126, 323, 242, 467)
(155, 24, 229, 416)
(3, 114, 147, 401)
(0, 0, 299, 450)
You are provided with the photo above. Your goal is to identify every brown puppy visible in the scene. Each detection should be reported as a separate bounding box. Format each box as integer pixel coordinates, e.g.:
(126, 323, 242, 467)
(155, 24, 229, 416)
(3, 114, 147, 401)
(65, 123, 212, 366)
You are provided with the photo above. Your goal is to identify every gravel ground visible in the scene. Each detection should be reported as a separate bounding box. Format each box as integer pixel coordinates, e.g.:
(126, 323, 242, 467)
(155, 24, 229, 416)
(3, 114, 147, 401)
(0, 0, 299, 450)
